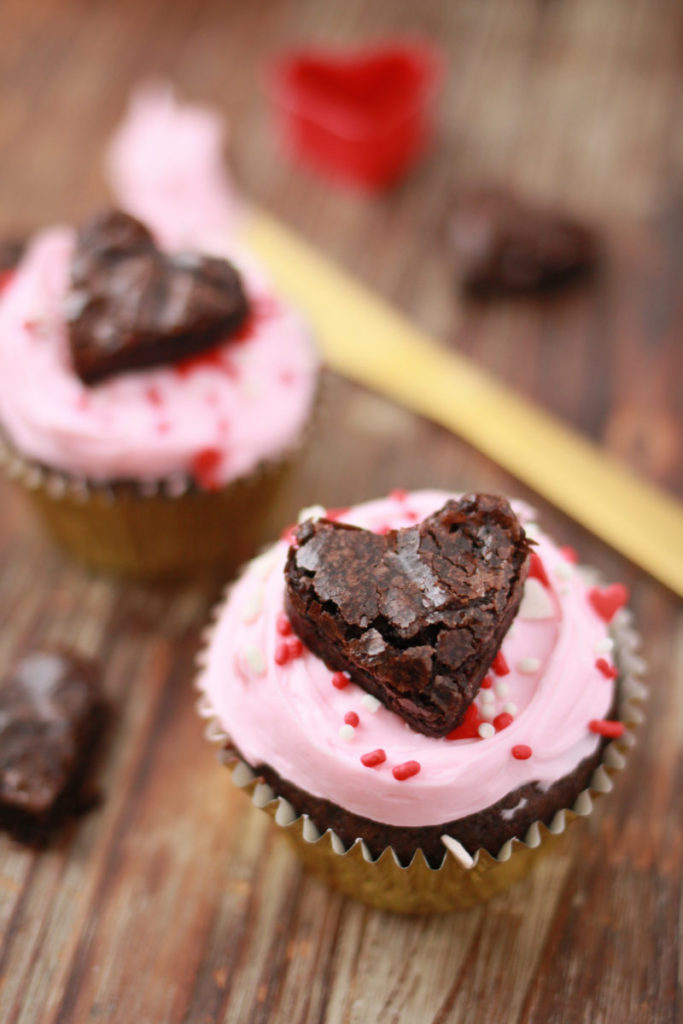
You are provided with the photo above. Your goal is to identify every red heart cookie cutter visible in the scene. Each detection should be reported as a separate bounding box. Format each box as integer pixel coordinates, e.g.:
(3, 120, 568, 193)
(264, 39, 445, 190)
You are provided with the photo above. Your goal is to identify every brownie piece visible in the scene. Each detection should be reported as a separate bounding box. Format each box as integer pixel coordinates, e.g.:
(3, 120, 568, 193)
(0, 649, 105, 843)
(67, 209, 250, 384)
(447, 187, 599, 294)
(239, 737, 607, 868)
(284, 495, 531, 737)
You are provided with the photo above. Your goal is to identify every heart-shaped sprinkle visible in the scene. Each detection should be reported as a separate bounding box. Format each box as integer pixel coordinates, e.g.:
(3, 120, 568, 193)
(284, 494, 531, 737)
(67, 210, 249, 384)
(588, 583, 629, 623)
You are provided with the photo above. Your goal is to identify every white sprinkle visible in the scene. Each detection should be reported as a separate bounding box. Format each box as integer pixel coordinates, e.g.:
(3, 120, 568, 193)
(559, 584, 570, 597)
(502, 702, 518, 715)
(524, 522, 540, 541)
(478, 722, 495, 739)
(518, 577, 554, 620)
(479, 704, 495, 720)
(361, 694, 381, 713)
(243, 644, 266, 676)
(339, 724, 356, 741)
(595, 637, 614, 654)
(297, 504, 326, 524)
(239, 586, 264, 624)
(507, 625, 517, 640)
(495, 681, 509, 698)
(250, 546, 281, 581)
(555, 562, 574, 581)
(517, 657, 541, 674)
(480, 688, 495, 704)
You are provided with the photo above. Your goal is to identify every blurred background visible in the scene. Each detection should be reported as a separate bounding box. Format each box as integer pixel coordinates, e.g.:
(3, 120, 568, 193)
(1, 0, 681, 496)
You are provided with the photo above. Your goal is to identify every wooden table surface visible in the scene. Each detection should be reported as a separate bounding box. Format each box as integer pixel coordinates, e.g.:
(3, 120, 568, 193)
(0, 1, 681, 1022)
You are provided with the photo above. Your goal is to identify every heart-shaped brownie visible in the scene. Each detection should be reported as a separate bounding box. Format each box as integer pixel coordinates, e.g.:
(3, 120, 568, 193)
(67, 209, 249, 384)
(284, 495, 531, 737)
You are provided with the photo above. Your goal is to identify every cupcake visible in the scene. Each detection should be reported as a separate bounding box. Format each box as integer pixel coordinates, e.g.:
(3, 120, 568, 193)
(196, 490, 644, 912)
(0, 89, 318, 578)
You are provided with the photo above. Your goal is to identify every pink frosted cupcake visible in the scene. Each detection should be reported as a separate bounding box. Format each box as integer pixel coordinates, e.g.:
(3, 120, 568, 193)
(0, 88, 319, 577)
(197, 490, 644, 911)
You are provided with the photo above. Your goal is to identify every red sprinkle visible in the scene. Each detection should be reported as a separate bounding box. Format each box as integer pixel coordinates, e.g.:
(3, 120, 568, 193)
(344, 711, 359, 727)
(146, 386, 163, 407)
(560, 545, 579, 564)
(480, 675, 493, 689)
(588, 584, 629, 624)
(446, 704, 480, 740)
(595, 657, 618, 680)
(360, 749, 386, 768)
(493, 712, 514, 731)
(280, 523, 297, 544)
(276, 614, 293, 636)
(492, 652, 510, 676)
(0, 270, 14, 295)
(326, 506, 351, 521)
(331, 672, 349, 690)
(274, 642, 290, 666)
(287, 638, 304, 659)
(589, 719, 625, 738)
(377, 524, 392, 535)
(192, 447, 222, 491)
(512, 744, 532, 760)
(528, 552, 550, 588)
(176, 346, 229, 377)
(404, 509, 419, 523)
(392, 760, 421, 781)
(389, 488, 408, 502)
(157, 421, 170, 434)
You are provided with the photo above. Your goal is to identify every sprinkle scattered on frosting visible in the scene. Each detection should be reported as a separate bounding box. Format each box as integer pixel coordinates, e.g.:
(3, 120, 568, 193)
(517, 657, 541, 674)
(493, 712, 513, 731)
(588, 584, 629, 623)
(392, 760, 421, 781)
(589, 719, 625, 738)
(528, 552, 550, 587)
(595, 637, 614, 654)
(240, 586, 264, 624)
(512, 744, 532, 760)
(492, 652, 510, 676)
(243, 644, 266, 676)
(276, 614, 292, 636)
(595, 658, 618, 679)
(361, 749, 386, 768)
(361, 694, 381, 713)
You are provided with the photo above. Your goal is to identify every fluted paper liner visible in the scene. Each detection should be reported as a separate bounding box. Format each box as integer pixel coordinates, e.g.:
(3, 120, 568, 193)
(196, 581, 645, 914)
(0, 378, 323, 578)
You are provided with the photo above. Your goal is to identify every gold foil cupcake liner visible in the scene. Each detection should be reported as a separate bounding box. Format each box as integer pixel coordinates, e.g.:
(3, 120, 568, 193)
(0, 377, 323, 579)
(195, 579, 646, 914)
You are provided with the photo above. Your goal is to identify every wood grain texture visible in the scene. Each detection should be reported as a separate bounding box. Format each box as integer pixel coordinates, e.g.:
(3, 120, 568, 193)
(0, 1, 681, 1022)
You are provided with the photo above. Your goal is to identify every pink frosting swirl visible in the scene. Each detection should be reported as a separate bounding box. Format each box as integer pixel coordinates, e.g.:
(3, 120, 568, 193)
(198, 490, 618, 827)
